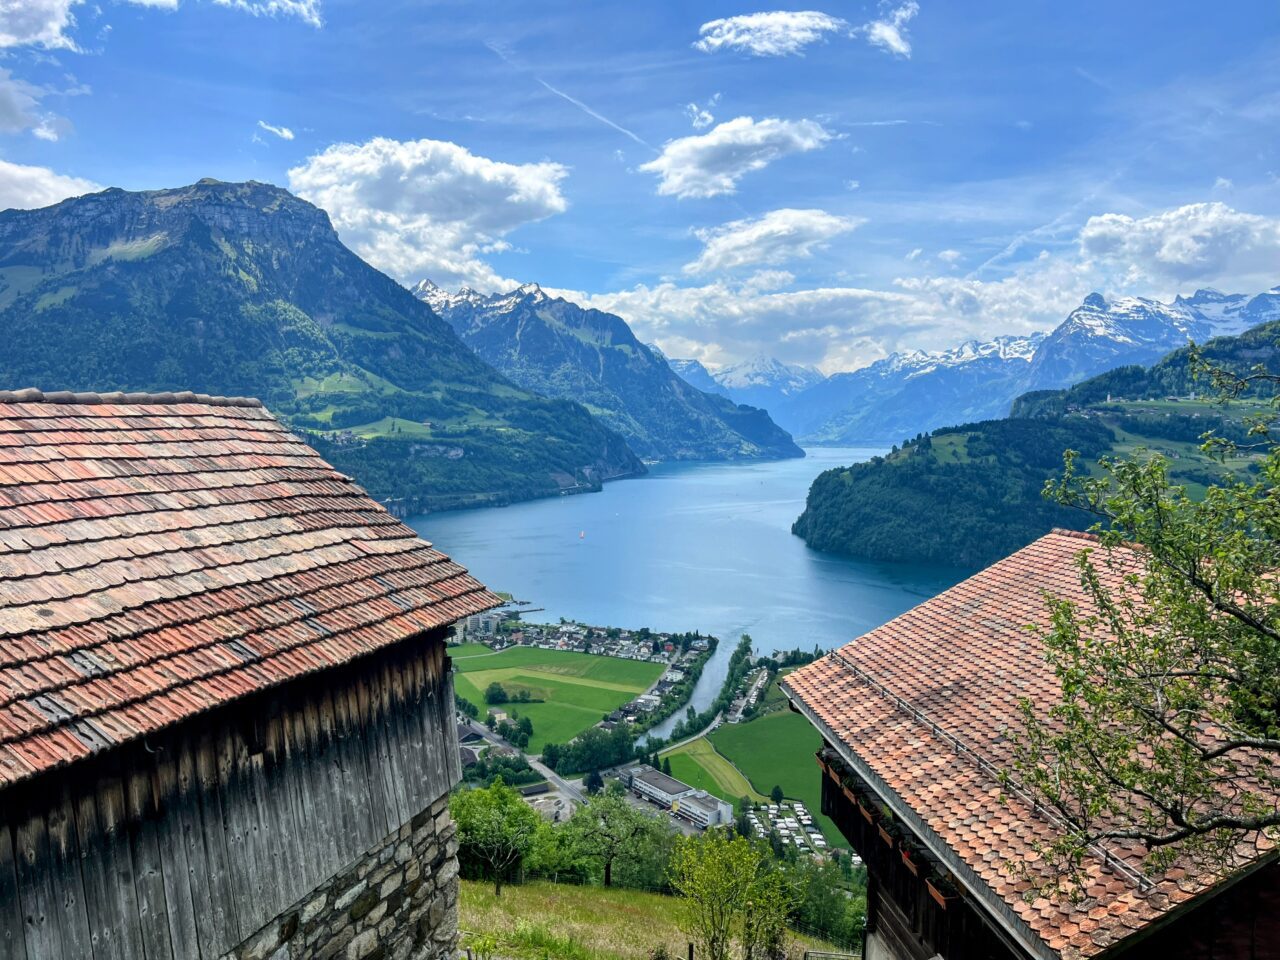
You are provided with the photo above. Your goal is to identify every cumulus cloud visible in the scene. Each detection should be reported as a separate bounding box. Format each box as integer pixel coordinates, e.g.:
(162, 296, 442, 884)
(125, 0, 180, 8)
(213, 0, 322, 27)
(694, 11, 848, 57)
(859, 1, 919, 58)
(1079, 202, 1280, 289)
(568, 201, 1280, 372)
(0, 0, 81, 49)
(640, 116, 832, 199)
(937, 248, 962, 263)
(564, 277, 921, 372)
(562, 248, 1087, 373)
(684, 208, 861, 275)
(288, 136, 568, 291)
(257, 119, 295, 140)
(0, 158, 97, 210)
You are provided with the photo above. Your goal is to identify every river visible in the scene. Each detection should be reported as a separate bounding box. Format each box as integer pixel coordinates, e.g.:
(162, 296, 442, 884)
(408, 448, 967, 740)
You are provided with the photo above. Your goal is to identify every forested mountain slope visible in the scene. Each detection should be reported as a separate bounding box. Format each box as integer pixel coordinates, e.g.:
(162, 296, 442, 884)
(0, 180, 642, 508)
(792, 321, 1280, 567)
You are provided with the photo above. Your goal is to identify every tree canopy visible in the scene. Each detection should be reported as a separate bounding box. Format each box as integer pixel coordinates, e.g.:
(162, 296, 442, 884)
(1013, 350, 1280, 887)
(452, 778, 541, 896)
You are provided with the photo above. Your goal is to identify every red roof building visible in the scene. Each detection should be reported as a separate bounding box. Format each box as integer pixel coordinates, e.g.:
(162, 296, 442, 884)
(783, 529, 1278, 960)
(0, 389, 499, 960)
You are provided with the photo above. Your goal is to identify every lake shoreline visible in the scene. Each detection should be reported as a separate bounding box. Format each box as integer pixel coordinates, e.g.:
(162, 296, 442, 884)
(411, 448, 968, 719)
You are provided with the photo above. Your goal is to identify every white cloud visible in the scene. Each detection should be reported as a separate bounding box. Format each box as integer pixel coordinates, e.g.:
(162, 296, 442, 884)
(1213, 176, 1233, 191)
(684, 93, 720, 130)
(561, 247, 1085, 373)
(566, 201, 1280, 373)
(639, 116, 833, 199)
(0, 0, 81, 49)
(125, 0, 179, 7)
(288, 136, 568, 291)
(685, 208, 861, 275)
(859, 1, 919, 58)
(0, 69, 44, 132)
(694, 11, 848, 57)
(937, 248, 962, 263)
(257, 119, 295, 140)
(0, 68, 69, 140)
(563, 277, 920, 373)
(213, 0, 322, 27)
(0, 159, 97, 210)
(1078, 202, 1280, 289)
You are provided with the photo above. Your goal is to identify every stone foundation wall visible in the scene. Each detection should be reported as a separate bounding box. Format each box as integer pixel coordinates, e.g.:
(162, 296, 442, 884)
(223, 792, 459, 960)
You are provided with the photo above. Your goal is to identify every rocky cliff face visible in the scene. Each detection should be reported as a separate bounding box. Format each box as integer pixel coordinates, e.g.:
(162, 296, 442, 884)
(417, 280, 802, 461)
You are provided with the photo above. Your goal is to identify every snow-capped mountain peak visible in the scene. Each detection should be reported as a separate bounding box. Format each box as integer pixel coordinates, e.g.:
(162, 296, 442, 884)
(411, 279, 490, 314)
(714, 356, 825, 394)
(874, 333, 1044, 380)
(1176, 287, 1280, 337)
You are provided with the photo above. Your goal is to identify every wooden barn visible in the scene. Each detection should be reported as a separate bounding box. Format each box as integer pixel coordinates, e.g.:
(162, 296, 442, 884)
(783, 530, 1279, 960)
(0, 388, 500, 960)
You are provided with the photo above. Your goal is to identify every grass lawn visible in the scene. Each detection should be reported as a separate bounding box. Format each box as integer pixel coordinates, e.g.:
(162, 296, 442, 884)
(459, 880, 840, 960)
(449, 643, 497, 659)
(710, 711, 845, 846)
(453, 648, 663, 751)
(661, 738, 765, 804)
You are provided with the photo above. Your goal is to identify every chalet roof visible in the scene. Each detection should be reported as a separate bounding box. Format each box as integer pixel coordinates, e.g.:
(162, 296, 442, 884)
(0, 388, 500, 789)
(782, 529, 1272, 960)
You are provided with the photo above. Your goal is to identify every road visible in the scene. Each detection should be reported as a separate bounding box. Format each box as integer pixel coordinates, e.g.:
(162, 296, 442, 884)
(728, 668, 769, 723)
(460, 717, 586, 803)
(652, 711, 724, 756)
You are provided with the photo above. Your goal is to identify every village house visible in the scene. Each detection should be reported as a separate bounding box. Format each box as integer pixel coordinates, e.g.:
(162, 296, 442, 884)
(0, 389, 499, 960)
(783, 529, 1278, 960)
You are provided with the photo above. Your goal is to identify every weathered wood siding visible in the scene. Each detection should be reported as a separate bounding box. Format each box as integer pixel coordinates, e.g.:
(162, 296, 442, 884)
(0, 630, 460, 960)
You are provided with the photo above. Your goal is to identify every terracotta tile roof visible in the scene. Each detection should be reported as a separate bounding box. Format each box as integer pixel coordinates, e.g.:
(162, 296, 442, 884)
(0, 388, 500, 789)
(782, 529, 1271, 960)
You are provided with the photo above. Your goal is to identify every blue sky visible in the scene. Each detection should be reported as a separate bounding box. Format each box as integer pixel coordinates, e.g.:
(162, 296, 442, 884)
(3, 1, 1280, 370)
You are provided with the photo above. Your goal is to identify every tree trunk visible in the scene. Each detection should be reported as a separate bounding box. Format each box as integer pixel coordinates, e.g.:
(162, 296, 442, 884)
(604, 858, 613, 887)
(494, 872, 503, 897)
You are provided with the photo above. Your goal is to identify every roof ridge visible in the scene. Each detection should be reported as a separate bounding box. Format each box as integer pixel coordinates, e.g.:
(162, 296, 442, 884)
(0, 387, 264, 408)
(1050, 527, 1102, 542)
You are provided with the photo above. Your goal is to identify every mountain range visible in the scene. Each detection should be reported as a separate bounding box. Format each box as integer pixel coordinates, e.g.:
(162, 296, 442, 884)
(414, 280, 802, 461)
(792, 315, 1280, 567)
(668, 287, 1280, 445)
(0, 180, 643, 509)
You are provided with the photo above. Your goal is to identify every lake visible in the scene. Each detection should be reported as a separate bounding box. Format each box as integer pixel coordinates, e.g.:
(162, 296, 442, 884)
(409, 448, 968, 738)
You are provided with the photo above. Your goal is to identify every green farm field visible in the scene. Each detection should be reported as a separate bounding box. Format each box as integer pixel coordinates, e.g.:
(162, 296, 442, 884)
(709, 711, 844, 845)
(453, 647, 663, 751)
(661, 738, 766, 803)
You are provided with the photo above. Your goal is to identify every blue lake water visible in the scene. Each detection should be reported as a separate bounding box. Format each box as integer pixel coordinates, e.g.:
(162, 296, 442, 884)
(409, 448, 967, 738)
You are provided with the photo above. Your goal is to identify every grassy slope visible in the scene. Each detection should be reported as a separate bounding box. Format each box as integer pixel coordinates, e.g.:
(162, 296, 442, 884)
(453, 648, 663, 751)
(662, 739, 766, 803)
(459, 880, 839, 960)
